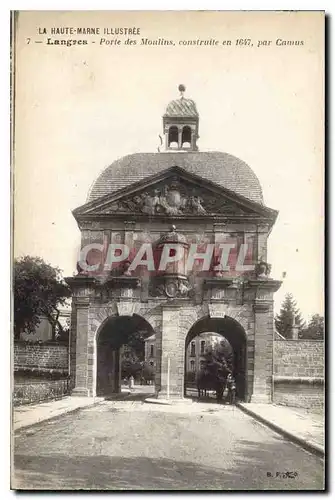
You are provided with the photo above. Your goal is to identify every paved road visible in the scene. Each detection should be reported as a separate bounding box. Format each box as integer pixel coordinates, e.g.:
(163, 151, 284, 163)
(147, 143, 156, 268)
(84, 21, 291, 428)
(13, 396, 324, 491)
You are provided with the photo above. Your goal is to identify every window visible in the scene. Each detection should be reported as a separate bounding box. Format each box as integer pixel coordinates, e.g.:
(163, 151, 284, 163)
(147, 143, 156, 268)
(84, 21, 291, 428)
(190, 360, 195, 372)
(200, 340, 205, 355)
(190, 342, 196, 356)
(150, 344, 154, 357)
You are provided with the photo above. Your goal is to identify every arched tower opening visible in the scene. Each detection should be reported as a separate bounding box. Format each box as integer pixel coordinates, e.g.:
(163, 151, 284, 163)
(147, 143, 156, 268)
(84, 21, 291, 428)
(181, 126, 192, 148)
(168, 126, 179, 148)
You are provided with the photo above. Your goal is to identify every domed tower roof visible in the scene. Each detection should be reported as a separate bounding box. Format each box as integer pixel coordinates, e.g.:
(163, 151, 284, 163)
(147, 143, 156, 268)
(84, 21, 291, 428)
(164, 84, 198, 118)
(87, 86, 264, 205)
(87, 151, 264, 204)
(164, 98, 198, 118)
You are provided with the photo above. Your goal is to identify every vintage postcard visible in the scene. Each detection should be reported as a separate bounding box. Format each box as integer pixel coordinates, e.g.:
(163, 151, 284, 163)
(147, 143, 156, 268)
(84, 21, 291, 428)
(12, 11, 325, 491)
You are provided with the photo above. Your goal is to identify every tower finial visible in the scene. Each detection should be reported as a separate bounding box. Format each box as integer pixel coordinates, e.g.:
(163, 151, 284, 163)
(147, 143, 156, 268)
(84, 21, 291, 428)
(178, 84, 186, 98)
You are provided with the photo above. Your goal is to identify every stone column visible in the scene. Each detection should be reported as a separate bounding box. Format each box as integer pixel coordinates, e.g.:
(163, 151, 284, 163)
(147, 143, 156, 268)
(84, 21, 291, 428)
(178, 127, 182, 149)
(72, 297, 90, 396)
(191, 126, 197, 150)
(164, 126, 169, 150)
(158, 305, 184, 399)
(251, 302, 273, 403)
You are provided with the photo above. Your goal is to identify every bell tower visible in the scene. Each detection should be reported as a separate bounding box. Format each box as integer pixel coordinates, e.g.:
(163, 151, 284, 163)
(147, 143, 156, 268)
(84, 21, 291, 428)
(163, 84, 199, 151)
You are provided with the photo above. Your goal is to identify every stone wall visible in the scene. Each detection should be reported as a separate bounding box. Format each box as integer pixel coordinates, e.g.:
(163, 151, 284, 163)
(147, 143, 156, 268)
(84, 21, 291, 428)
(273, 340, 324, 378)
(273, 379, 324, 409)
(14, 342, 69, 373)
(273, 340, 324, 409)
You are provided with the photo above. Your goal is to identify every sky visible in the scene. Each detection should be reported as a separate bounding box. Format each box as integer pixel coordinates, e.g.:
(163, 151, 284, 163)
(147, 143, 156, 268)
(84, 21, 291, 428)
(13, 11, 324, 321)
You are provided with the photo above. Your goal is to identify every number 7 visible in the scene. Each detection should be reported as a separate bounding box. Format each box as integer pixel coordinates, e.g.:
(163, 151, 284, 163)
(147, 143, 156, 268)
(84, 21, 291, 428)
(26, 38, 31, 44)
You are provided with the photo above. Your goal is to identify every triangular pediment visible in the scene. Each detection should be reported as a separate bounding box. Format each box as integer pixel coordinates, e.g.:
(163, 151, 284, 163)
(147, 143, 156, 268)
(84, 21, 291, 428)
(73, 166, 277, 221)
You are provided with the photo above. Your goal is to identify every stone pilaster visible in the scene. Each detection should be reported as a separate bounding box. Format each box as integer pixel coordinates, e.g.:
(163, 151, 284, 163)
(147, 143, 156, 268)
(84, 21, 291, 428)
(158, 305, 184, 399)
(250, 301, 273, 403)
(69, 302, 77, 389)
(72, 297, 90, 396)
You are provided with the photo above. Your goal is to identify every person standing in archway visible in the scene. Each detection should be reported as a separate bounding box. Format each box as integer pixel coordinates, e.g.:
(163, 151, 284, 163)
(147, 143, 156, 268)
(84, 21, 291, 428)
(129, 375, 135, 390)
(226, 372, 237, 404)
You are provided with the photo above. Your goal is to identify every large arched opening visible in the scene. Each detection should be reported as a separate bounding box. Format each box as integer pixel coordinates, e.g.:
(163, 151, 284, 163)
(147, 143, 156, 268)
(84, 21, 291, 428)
(96, 314, 155, 397)
(184, 316, 247, 402)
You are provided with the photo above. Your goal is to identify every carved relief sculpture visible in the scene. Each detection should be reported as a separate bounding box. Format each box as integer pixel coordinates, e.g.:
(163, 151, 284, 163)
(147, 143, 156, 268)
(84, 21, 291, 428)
(255, 260, 272, 279)
(153, 277, 192, 298)
(101, 179, 237, 216)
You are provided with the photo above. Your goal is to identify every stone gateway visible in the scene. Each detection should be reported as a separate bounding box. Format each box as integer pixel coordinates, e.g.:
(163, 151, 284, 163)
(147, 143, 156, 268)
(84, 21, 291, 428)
(66, 86, 282, 404)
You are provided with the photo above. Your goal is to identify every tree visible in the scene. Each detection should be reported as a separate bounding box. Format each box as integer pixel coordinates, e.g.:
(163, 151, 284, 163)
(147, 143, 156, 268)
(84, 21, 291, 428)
(141, 362, 155, 384)
(126, 329, 149, 361)
(214, 339, 234, 372)
(121, 351, 143, 380)
(275, 293, 305, 339)
(300, 314, 324, 340)
(14, 256, 71, 340)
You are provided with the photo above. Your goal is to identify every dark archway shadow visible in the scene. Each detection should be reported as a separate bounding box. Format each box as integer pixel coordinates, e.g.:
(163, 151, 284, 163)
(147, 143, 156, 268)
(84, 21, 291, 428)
(104, 392, 150, 403)
(184, 315, 248, 402)
(103, 384, 155, 402)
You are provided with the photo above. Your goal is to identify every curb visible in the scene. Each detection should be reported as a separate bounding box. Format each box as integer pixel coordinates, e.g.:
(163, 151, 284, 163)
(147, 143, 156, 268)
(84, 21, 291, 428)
(237, 403, 324, 458)
(13, 400, 101, 433)
(144, 398, 172, 405)
(144, 397, 195, 406)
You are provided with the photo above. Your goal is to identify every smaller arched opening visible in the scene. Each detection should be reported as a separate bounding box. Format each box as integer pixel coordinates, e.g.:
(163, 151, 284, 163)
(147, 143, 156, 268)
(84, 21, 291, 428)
(181, 126, 192, 149)
(96, 314, 155, 398)
(168, 126, 179, 148)
(184, 316, 247, 402)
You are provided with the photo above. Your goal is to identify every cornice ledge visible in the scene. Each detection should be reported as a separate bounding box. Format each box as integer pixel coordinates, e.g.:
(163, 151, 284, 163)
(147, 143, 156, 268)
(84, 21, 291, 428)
(247, 279, 282, 292)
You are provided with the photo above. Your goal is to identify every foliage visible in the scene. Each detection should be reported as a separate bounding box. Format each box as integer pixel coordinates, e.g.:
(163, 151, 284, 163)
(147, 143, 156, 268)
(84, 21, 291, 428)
(121, 351, 143, 380)
(14, 256, 71, 340)
(15, 368, 68, 380)
(13, 377, 70, 406)
(275, 293, 305, 339)
(121, 348, 156, 383)
(55, 326, 70, 342)
(126, 329, 148, 361)
(300, 314, 324, 340)
(213, 339, 234, 372)
(120, 328, 154, 381)
(141, 362, 155, 383)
